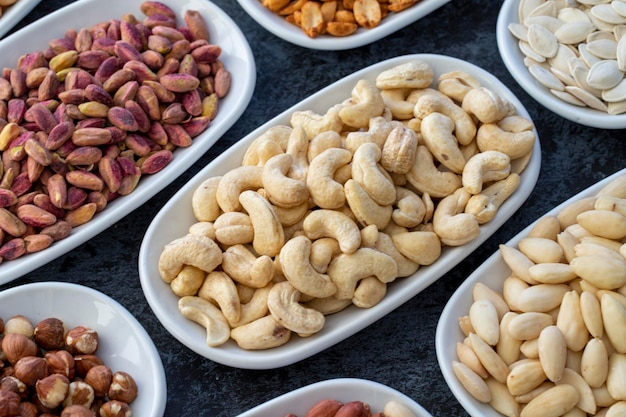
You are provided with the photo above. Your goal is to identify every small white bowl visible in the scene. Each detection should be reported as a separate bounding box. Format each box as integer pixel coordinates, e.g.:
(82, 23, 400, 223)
(0, 0, 41, 39)
(236, 0, 451, 50)
(0, 0, 256, 285)
(237, 378, 433, 417)
(496, 0, 626, 128)
(140, 53, 541, 370)
(435, 167, 626, 416)
(0, 281, 166, 416)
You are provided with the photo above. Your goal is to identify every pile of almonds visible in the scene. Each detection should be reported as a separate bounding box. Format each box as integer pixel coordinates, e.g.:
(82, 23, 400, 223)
(0, 1, 232, 264)
(0, 315, 138, 417)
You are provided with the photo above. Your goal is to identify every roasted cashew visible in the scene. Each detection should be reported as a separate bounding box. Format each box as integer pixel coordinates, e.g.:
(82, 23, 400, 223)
(310, 237, 341, 273)
(360, 224, 379, 247)
(392, 186, 426, 228)
(290, 103, 344, 139)
(375, 60, 434, 89)
(375, 231, 419, 277)
(344, 179, 393, 230)
(461, 87, 514, 124)
(338, 79, 386, 128)
(462, 150, 511, 195)
(307, 147, 353, 209)
(221, 244, 274, 288)
(465, 173, 521, 224)
(380, 88, 416, 120)
(158, 234, 222, 282)
(170, 265, 206, 297)
(413, 93, 477, 146)
(380, 125, 418, 175)
(229, 284, 272, 328)
(433, 188, 480, 246)
(213, 212, 254, 246)
(352, 143, 397, 206)
(476, 115, 536, 160)
(391, 231, 442, 265)
(216, 166, 264, 212)
(242, 125, 291, 166)
(420, 112, 466, 174)
(344, 116, 400, 153)
(267, 281, 325, 336)
(239, 190, 285, 257)
(406, 146, 462, 198)
(352, 277, 387, 308)
(178, 296, 230, 347)
(197, 271, 241, 325)
(437, 71, 482, 103)
(188, 222, 216, 240)
(191, 176, 222, 222)
(303, 209, 361, 254)
(262, 153, 309, 208)
(327, 248, 398, 300)
(308, 130, 342, 162)
(279, 235, 338, 298)
(285, 126, 309, 181)
(230, 315, 291, 350)
(303, 296, 352, 315)
(273, 201, 309, 227)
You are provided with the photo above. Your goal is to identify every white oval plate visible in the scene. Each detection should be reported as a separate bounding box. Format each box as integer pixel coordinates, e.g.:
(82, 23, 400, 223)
(139, 53, 542, 370)
(0, 281, 166, 417)
(237, 378, 433, 417)
(0, 0, 256, 285)
(496, 0, 626, 129)
(0, 0, 41, 39)
(236, 0, 451, 50)
(435, 167, 626, 417)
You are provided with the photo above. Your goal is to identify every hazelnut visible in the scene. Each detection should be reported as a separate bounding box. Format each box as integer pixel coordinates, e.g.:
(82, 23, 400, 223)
(65, 326, 99, 355)
(0, 388, 20, 417)
(74, 354, 104, 378)
(63, 380, 94, 409)
(13, 356, 49, 386)
(60, 404, 95, 417)
(84, 365, 112, 398)
(45, 349, 76, 379)
(1, 333, 38, 365)
(107, 371, 138, 403)
(3, 315, 34, 338)
(17, 402, 38, 417)
(36, 373, 70, 409)
(34, 318, 66, 350)
(99, 400, 132, 417)
(0, 376, 27, 399)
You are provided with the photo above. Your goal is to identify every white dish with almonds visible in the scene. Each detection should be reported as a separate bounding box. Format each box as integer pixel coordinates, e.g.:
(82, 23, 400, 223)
(0, 0, 41, 39)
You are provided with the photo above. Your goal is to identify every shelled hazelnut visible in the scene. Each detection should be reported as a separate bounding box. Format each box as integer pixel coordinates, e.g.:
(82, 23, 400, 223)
(34, 318, 66, 351)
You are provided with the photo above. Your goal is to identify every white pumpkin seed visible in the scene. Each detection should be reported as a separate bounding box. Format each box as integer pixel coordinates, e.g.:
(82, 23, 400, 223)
(587, 38, 619, 59)
(558, 6, 593, 23)
(587, 29, 618, 42)
(565, 85, 610, 110)
(530, 64, 567, 89)
(556, 21, 598, 43)
(520, 40, 548, 62)
(579, 43, 604, 66)
(520, 0, 548, 22)
(551, 88, 587, 105)
(617, 34, 626, 69)
(528, 1, 559, 19)
(525, 15, 565, 32)
(551, 66, 578, 85)
(614, 23, 626, 39)
(587, 59, 623, 88)
(548, 43, 579, 72)
(592, 3, 626, 24)
(603, 77, 626, 101)
(509, 22, 530, 41)
(607, 96, 626, 112)
(529, 23, 560, 57)
(578, 0, 612, 4)
(571, 61, 605, 96)
(612, 0, 626, 17)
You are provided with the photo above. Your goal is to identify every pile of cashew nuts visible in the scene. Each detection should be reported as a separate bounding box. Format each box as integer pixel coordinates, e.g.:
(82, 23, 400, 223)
(157, 59, 537, 350)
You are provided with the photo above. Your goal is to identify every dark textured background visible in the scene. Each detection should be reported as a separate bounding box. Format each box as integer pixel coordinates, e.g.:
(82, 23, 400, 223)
(1, 0, 625, 416)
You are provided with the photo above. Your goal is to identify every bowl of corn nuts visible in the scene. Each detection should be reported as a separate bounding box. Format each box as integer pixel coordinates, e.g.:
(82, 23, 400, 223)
(0, 0, 256, 284)
(436, 168, 626, 417)
(236, 0, 451, 50)
(236, 378, 433, 417)
(140, 53, 542, 369)
(497, 0, 626, 128)
(0, 0, 41, 39)
(0, 281, 166, 416)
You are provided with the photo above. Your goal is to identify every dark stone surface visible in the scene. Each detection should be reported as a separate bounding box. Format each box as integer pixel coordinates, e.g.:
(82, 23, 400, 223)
(1, 1, 625, 416)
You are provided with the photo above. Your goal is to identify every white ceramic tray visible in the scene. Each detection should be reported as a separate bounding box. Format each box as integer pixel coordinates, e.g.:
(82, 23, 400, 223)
(436, 167, 626, 416)
(139, 53, 542, 370)
(0, 281, 167, 417)
(236, 0, 451, 50)
(0, 0, 41, 39)
(0, 0, 256, 285)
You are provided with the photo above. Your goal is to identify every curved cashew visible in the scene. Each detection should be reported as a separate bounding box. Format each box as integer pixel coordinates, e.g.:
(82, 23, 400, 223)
(238, 190, 285, 257)
(406, 146, 462, 198)
(303, 209, 361, 254)
(344, 116, 400, 153)
(380, 125, 418, 175)
(213, 212, 254, 246)
(461, 87, 514, 124)
(465, 173, 521, 224)
(242, 125, 291, 166)
(170, 265, 206, 297)
(310, 237, 341, 273)
(476, 115, 536, 160)
(375, 60, 434, 89)
(392, 231, 442, 265)
(423, 192, 434, 223)
(437, 71, 482, 103)
(188, 221, 216, 240)
(285, 125, 309, 181)
(303, 296, 352, 315)
(197, 271, 241, 325)
(158, 234, 222, 282)
(230, 315, 291, 350)
(267, 281, 325, 336)
(462, 150, 511, 195)
(352, 277, 387, 308)
(307, 147, 353, 209)
(308, 130, 342, 162)
(216, 166, 264, 212)
(290, 103, 344, 139)
(375, 231, 419, 277)
(273, 201, 309, 227)
(344, 179, 393, 230)
(433, 188, 480, 246)
(352, 143, 397, 206)
(327, 248, 398, 300)
(360, 224, 379, 247)
(191, 176, 222, 222)
(392, 186, 426, 228)
(178, 296, 230, 347)
(380, 88, 416, 120)
(338, 79, 386, 128)
(420, 112, 466, 174)
(221, 244, 274, 288)
(262, 153, 309, 208)
(413, 93, 477, 146)
(279, 235, 337, 298)
(230, 284, 272, 328)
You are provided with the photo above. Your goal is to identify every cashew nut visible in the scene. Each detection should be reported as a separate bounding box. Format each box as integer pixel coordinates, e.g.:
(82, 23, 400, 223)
(375, 60, 434, 89)
(197, 271, 241, 325)
(308, 130, 343, 162)
(216, 166, 264, 213)
(462, 150, 511, 195)
(380, 125, 418, 175)
(267, 281, 325, 336)
(213, 212, 254, 246)
(192, 176, 222, 222)
(290, 103, 344, 139)
(230, 315, 291, 350)
(188, 221, 216, 240)
(360, 224, 379, 247)
(375, 231, 419, 277)
(303, 296, 352, 315)
(303, 209, 361, 254)
(310, 237, 341, 273)
(279, 235, 338, 298)
(327, 248, 398, 300)
(262, 153, 309, 208)
(238, 190, 285, 257)
(242, 125, 291, 166)
(380, 88, 416, 120)
(230, 283, 272, 328)
(392, 186, 426, 228)
(391, 231, 442, 265)
(476, 115, 536, 160)
(437, 70, 482, 103)
(432, 188, 480, 246)
(465, 173, 521, 224)
(338, 79, 385, 128)
(420, 112, 466, 174)
(158, 234, 222, 282)
(352, 276, 387, 308)
(413, 93, 477, 146)
(221, 244, 274, 288)
(344, 116, 400, 153)
(170, 265, 206, 297)
(307, 147, 353, 209)
(461, 87, 514, 124)
(406, 145, 462, 198)
(285, 125, 309, 181)
(273, 201, 309, 227)
(178, 296, 230, 347)
(352, 142, 397, 206)
(344, 178, 393, 230)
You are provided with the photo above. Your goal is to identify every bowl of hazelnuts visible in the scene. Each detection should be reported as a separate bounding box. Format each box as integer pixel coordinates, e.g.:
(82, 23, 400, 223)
(0, 282, 166, 417)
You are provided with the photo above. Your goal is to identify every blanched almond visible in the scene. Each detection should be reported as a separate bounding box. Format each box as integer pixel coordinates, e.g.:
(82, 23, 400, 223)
(472, 282, 510, 320)
(576, 209, 626, 240)
(457, 342, 489, 378)
(518, 237, 564, 263)
(557, 196, 597, 229)
(581, 338, 609, 388)
(601, 294, 626, 353)
(607, 353, 626, 401)
(485, 378, 521, 417)
(452, 361, 491, 403)
(581, 291, 604, 339)
(507, 358, 547, 396)
(499, 244, 537, 284)
(520, 384, 580, 417)
(517, 283, 569, 312)
(556, 368, 597, 415)
(469, 298, 500, 346)
(497, 312, 522, 365)
(557, 291, 589, 352)
(570, 254, 626, 290)
(538, 325, 567, 383)
(468, 332, 510, 384)
(508, 311, 554, 340)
